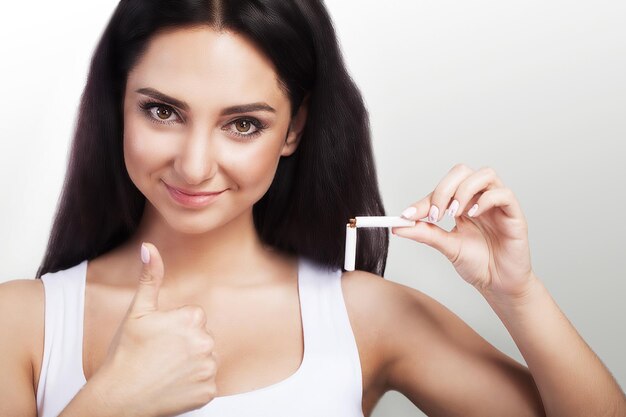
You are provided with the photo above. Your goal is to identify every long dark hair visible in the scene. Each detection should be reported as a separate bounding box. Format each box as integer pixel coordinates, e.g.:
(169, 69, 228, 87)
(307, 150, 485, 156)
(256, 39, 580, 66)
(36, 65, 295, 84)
(36, 0, 388, 279)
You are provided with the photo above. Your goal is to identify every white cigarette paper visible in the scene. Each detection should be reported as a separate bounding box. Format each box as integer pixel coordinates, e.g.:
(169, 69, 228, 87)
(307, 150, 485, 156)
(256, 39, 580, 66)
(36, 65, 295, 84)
(354, 216, 416, 228)
(344, 224, 357, 271)
(344, 216, 417, 271)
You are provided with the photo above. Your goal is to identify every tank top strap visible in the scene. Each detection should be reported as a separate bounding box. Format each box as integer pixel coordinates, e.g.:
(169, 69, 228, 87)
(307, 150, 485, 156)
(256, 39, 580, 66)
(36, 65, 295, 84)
(37, 260, 88, 417)
(297, 257, 363, 398)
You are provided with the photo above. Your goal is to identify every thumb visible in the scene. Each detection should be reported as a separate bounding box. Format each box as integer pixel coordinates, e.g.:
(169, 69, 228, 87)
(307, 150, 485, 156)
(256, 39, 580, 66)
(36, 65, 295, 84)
(127, 242, 165, 317)
(392, 222, 461, 263)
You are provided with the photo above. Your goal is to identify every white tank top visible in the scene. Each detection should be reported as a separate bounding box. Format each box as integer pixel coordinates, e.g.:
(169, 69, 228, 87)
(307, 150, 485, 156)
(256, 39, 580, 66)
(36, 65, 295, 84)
(36, 256, 365, 417)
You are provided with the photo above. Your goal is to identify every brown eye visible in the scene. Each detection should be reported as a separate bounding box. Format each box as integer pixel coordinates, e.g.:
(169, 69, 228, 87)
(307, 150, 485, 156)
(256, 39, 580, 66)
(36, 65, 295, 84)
(139, 101, 181, 125)
(156, 106, 172, 120)
(223, 117, 265, 139)
(235, 119, 251, 132)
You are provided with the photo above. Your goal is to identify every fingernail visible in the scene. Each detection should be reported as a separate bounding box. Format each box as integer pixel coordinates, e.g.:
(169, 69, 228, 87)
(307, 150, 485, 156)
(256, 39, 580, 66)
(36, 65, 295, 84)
(141, 243, 150, 264)
(401, 206, 417, 219)
(448, 199, 460, 217)
(467, 204, 479, 217)
(428, 205, 439, 222)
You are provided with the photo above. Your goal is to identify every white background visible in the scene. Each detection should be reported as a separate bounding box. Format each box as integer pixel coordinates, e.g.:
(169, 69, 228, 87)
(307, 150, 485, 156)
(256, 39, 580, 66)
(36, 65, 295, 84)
(0, 1, 624, 415)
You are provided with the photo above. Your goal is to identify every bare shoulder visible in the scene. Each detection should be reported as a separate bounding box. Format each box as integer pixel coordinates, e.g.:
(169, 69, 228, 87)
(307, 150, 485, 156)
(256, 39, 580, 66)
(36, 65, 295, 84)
(339, 268, 453, 365)
(342, 270, 488, 382)
(0, 278, 45, 364)
(0, 278, 44, 415)
(338, 269, 442, 402)
(340, 267, 459, 327)
(340, 268, 425, 326)
(0, 276, 45, 297)
(0, 278, 45, 340)
(340, 266, 517, 358)
(340, 270, 544, 417)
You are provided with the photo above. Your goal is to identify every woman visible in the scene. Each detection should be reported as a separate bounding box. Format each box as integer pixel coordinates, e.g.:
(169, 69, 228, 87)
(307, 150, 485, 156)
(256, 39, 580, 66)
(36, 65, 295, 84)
(0, 0, 624, 416)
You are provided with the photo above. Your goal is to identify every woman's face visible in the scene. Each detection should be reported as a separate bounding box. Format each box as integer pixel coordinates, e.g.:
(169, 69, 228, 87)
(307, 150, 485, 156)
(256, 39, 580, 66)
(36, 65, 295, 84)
(123, 27, 304, 234)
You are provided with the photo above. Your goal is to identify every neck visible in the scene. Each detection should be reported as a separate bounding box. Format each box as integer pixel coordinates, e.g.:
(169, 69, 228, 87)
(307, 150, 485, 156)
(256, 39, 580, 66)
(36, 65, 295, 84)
(119, 204, 288, 292)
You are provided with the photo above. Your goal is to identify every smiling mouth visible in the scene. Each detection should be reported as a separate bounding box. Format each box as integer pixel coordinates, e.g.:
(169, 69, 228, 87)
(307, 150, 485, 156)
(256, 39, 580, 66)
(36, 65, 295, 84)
(163, 181, 226, 196)
(163, 182, 226, 209)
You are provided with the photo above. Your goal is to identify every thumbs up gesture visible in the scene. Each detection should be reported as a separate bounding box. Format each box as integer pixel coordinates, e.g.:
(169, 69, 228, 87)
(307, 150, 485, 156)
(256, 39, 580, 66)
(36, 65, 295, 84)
(90, 242, 218, 417)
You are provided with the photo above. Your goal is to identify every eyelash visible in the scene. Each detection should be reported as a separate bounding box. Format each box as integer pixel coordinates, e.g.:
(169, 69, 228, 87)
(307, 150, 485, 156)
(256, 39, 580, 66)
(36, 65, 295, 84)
(138, 100, 181, 126)
(137, 100, 267, 139)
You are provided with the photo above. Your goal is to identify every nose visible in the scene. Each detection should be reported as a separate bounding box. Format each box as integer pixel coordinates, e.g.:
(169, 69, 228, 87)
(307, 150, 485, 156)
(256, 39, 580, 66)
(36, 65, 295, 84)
(174, 126, 218, 186)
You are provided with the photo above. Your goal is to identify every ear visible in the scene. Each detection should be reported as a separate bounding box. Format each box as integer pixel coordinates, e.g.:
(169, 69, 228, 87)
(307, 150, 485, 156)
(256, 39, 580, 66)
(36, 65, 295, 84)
(281, 94, 309, 157)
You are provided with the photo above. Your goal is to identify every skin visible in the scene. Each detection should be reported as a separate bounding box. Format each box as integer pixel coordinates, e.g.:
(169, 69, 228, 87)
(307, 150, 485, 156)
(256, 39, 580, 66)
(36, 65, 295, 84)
(2, 26, 624, 417)
(85, 26, 310, 399)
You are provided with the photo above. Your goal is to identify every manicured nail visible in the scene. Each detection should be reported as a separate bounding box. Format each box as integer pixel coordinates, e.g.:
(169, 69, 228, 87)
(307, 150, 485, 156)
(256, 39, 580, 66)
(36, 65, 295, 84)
(141, 243, 150, 264)
(467, 204, 479, 217)
(447, 199, 460, 217)
(401, 206, 417, 219)
(428, 205, 439, 222)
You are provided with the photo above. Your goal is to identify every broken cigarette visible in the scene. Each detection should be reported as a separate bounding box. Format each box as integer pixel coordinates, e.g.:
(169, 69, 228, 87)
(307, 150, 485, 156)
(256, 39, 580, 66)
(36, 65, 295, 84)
(344, 216, 417, 271)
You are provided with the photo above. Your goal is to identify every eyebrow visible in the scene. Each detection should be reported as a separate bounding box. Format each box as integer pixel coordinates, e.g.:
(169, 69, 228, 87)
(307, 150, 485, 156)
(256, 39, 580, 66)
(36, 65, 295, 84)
(135, 87, 276, 115)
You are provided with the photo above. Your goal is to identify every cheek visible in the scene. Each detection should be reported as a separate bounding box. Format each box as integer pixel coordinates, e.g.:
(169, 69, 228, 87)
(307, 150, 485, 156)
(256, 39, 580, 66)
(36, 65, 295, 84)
(123, 136, 143, 186)
(223, 139, 284, 191)
(123, 123, 172, 187)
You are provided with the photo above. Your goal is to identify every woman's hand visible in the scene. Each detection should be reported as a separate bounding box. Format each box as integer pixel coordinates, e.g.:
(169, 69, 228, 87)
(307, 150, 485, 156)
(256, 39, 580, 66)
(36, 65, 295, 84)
(89, 243, 219, 417)
(392, 163, 535, 300)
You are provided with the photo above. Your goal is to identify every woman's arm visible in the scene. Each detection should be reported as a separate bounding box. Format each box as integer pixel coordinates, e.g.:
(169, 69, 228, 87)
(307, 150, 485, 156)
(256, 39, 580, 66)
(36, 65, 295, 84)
(351, 272, 546, 416)
(0, 280, 38, 417)
(390, 163, 625, 416)
(480, 274, 626, 416)
(0, 279, 124, 417)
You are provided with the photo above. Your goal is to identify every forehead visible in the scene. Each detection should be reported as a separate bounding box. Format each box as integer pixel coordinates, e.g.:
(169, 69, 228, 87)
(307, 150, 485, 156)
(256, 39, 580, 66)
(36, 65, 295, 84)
(126, 26, 286, 107)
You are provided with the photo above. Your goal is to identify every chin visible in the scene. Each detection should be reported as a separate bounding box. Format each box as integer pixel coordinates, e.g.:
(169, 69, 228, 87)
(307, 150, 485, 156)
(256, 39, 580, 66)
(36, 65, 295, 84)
(160, 212, 224, 235)
(161, 204, 249, 235)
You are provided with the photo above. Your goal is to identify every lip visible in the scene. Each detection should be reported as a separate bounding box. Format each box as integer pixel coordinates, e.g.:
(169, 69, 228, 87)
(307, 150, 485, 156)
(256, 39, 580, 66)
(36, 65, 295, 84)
(163, 182, 226, 208)
(164, 182, 225, 196)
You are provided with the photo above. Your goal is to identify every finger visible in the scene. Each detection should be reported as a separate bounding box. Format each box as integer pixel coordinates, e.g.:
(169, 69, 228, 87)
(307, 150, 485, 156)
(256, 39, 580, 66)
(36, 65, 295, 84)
(448, 167, 505, 218)
(192, 333, 216, 356)
(170, 304, 209, 329)
(127, 242, 165, 318)
(212, 350, 220, 367)
(391, 221, 461, 263)
(462, 187, 525, 220)
(433, 164, 478, 222)
(400, 191, 434, 222)
(401, 163, 475, 223)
